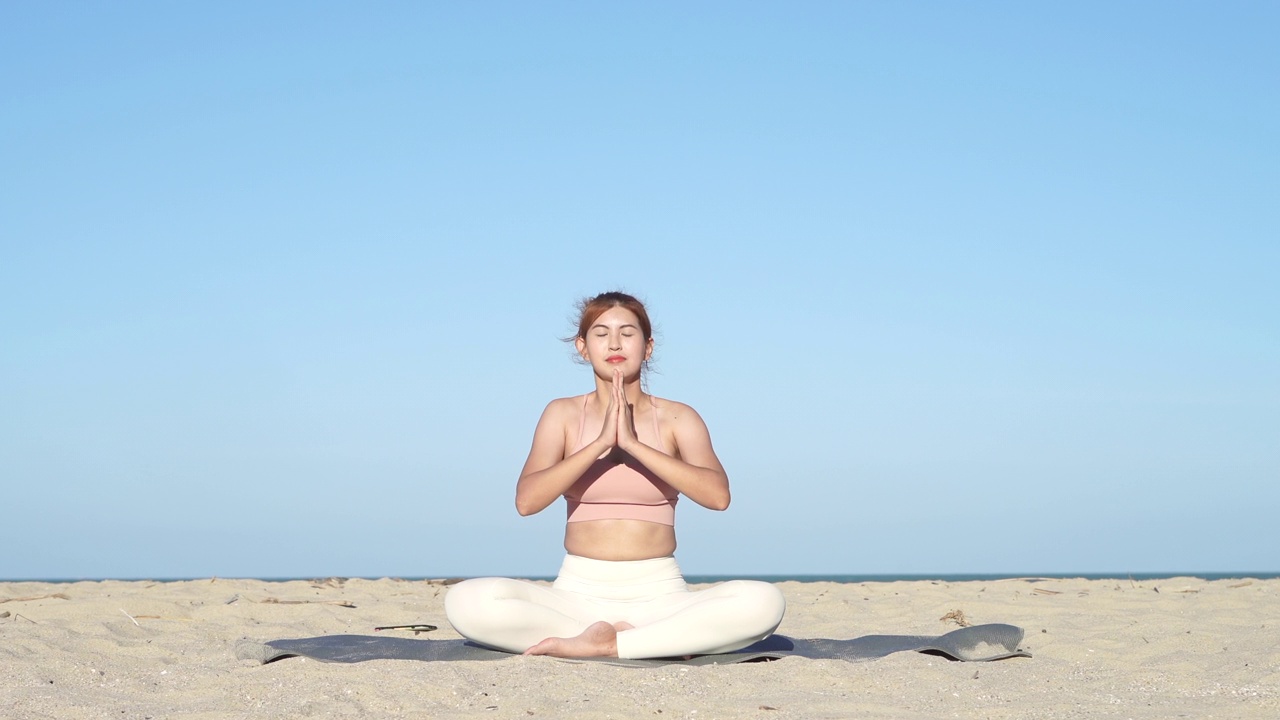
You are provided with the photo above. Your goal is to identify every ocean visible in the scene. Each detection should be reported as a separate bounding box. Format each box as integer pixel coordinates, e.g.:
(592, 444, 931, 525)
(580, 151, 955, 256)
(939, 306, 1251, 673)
(13, 571, 1277, 583)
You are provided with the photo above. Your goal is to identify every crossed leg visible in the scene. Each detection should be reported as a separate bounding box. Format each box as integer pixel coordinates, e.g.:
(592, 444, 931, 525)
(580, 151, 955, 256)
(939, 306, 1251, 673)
(523, 620, 635, 657)
(445, 577, 785, 660)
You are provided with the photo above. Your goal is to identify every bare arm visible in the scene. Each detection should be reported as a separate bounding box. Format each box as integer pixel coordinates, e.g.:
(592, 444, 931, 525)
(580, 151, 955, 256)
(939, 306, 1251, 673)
(514, 398, 616, 516)
(614, 381, 730, 511)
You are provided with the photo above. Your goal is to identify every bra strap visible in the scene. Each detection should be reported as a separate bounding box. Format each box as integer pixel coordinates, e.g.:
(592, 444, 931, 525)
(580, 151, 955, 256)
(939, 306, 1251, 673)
(649, 395, 661, 449)
(576, 393, 590, 450)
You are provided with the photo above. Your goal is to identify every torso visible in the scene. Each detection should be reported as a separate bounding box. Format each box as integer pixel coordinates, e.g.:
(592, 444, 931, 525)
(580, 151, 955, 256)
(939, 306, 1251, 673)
(562, 393, 679, 561)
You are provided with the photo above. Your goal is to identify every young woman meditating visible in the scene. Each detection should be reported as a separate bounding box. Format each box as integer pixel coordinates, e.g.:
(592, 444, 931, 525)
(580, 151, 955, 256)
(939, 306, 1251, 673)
(444, 292, 785, 659)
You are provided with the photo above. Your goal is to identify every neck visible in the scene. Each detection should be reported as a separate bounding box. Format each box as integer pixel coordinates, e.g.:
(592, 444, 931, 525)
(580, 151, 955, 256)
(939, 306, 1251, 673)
(593, 376, 644, 405)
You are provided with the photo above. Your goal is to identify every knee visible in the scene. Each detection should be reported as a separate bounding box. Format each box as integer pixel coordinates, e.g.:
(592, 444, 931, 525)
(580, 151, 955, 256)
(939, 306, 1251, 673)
(724, 580, 786, 630)
(443, 578, 499, 635)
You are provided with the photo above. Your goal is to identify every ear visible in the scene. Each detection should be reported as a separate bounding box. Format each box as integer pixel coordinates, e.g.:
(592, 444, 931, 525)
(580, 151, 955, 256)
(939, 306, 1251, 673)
(644, 337, 654, 361)
(575, 336, 588, 360)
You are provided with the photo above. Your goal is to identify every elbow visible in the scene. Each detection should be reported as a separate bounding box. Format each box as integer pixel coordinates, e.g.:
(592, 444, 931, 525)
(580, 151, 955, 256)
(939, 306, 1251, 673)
(707, 491, 731, 512)
(514, 489, 539, 517)
(516, 488, 556, 516)
(514, 477, 545, 516)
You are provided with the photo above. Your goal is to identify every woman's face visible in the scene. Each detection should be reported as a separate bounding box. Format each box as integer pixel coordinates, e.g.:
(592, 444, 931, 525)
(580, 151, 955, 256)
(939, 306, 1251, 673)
(576, 306, 652, 380)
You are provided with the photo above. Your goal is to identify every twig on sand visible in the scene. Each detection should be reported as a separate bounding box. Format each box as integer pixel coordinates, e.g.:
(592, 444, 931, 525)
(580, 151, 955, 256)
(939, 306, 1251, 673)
(0, 593, 70, 604)
(256, 597, 357, 609)
(375, 624, 438, 635)
(120, 609, 141, 627)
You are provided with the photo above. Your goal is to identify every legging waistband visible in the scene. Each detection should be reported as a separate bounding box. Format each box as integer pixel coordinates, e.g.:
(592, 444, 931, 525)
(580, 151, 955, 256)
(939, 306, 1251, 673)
(553, 554, 687, 600)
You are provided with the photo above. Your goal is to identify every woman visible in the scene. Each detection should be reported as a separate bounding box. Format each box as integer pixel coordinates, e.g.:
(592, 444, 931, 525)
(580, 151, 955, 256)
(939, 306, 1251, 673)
(444, 292, 785, 659)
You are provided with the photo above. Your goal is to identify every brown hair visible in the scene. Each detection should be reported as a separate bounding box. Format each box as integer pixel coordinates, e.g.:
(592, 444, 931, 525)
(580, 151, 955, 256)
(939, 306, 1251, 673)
(572, 291, 653, 343)
(565, 291, 656, 375)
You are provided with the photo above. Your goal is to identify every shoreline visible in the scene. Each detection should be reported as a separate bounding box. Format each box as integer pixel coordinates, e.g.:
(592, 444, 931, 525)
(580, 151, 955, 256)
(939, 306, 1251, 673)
(9, 570, 1279, 584)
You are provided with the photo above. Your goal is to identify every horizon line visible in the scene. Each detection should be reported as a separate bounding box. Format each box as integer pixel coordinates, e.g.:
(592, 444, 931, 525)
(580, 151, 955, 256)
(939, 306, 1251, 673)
(8, 570, 1277, 584)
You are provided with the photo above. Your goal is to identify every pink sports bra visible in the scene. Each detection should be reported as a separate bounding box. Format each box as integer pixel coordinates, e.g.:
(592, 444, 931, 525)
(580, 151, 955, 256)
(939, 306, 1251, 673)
(564, 394, 678, 526)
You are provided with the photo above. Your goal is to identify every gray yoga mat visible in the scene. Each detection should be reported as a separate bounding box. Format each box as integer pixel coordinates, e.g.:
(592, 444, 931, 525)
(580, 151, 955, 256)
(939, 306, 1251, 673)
(236, 623, 1030, 667)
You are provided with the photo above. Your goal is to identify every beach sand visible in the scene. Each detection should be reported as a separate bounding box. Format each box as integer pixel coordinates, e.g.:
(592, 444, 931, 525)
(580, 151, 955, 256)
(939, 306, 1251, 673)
(2, 576, 1276, 719)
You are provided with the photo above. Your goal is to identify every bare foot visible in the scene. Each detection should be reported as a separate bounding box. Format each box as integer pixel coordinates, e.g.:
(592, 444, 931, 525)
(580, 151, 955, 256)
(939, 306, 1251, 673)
(524, 621, 628, 658)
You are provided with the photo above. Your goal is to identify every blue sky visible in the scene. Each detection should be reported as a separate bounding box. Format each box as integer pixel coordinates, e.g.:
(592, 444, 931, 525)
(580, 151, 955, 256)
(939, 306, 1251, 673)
(3, 2, 1276, 580)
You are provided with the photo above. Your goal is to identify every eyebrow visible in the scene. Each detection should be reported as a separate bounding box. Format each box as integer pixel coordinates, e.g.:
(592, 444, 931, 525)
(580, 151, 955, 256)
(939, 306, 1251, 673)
(590, 323, 639, 331)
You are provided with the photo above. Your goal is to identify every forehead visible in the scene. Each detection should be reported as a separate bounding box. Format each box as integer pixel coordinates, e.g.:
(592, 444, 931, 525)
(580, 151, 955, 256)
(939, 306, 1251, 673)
(591, 306, 642, 327)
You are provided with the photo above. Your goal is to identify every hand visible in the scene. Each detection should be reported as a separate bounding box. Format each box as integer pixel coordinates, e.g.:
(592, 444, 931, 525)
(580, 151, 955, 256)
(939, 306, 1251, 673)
(594, 374, 620, 452)
(612, 369, 639, 452)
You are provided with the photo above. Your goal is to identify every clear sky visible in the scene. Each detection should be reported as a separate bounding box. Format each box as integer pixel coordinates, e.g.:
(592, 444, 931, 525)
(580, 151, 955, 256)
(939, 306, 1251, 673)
(3, 2, 1276, 580)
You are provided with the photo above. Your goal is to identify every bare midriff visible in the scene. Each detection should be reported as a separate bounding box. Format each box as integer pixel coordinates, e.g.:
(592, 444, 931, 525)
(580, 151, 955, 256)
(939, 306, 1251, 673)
(564, 519, 677, 561)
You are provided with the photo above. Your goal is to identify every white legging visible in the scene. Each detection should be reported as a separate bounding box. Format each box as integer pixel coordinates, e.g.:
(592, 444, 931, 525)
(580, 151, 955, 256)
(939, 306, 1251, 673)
(444, 554, 786, 659)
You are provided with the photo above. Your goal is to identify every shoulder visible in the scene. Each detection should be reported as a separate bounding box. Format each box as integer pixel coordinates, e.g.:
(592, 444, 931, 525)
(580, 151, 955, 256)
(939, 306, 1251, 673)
(651, 397, 718, 460)
(650, 396, 707, 429)
(530, 396, 584, 446)
(541, 395, 585, 422)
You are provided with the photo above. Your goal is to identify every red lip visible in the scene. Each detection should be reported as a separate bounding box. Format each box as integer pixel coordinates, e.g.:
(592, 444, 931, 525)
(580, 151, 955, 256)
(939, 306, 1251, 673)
(606, 355, 626, 363)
